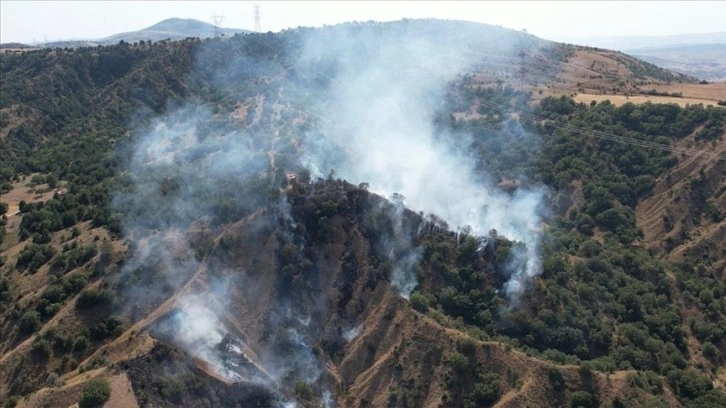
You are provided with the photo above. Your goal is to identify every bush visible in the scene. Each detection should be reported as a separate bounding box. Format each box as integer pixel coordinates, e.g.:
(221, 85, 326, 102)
(90, 316, 122, 340)
(409, 291, 429, 312)
(73, 335, 90, 351)
(31, 338, 51, 358)
(466, 373, 501, 406)
(702, 342, 720, 362)
(448, 351, 470, 372)
(570, 390, 596, 408)
(78, 378, 111, 408)
(667, 368, 713, 401)
(19, 310, 42, 334)
(547, 366, 566, 390)
(75, 288, 110, 309)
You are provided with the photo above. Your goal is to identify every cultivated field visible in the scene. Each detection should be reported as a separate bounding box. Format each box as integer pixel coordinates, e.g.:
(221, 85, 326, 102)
(572, 93, 724, 108)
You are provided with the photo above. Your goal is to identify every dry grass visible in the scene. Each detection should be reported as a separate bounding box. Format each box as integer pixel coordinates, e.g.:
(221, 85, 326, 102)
(646, 82, 726, 101)
(1, 179, 59, 217)
(572, 93, 724, 108)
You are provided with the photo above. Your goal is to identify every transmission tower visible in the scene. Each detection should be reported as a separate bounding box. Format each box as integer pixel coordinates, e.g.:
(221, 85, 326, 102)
(211, 12, 225, 37)
(254, 3, 262, 32)
(517, 49, 528, 90)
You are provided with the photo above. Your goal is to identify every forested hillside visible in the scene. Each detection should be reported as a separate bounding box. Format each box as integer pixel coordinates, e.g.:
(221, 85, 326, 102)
(1, 19, 724, 408)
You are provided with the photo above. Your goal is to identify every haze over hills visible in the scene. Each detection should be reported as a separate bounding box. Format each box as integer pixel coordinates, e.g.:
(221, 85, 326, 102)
(3, 18, 248, 49)
(5, 17, 725, 84)
(101, 18, 249, 44)
(559, 32, 726, 82)
(6, 17, 725, 83)
(561, 32, 726, 51)
(1, 18, 725, 408)
(627, 44, 726, 82)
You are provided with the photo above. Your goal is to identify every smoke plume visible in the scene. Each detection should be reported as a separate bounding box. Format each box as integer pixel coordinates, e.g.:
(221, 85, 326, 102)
(294, 22, 546, 298)
(112, 19, 550, 406)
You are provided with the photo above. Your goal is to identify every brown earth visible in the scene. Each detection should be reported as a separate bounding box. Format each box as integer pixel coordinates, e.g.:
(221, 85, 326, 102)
(635, 126, 726, 271)
(535, 49, 724, 107)
(1, 179, 60, 217)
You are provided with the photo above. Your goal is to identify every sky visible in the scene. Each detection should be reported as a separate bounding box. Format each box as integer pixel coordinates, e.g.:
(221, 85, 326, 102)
(1, 1, 724, 45)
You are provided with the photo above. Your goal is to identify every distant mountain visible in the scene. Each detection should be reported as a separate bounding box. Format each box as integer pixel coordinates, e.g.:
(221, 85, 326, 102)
(561, 31, 726, 51)
(0, 42, 35, 49)
(629, 43, 726, 82)
(30, 18, 249, 49)
(100, 18, 249, 44)
(629, 43, 726, 61)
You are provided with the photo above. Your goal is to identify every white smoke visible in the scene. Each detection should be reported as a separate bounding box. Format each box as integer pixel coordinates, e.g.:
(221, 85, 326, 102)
(162, 294, 243, 381)
(113, 20, 548, 406)
(321, 391, 335, 408)
(296, 23, 546, 298)
(390, 247, 424, 299)
(342, 325, 362, 342)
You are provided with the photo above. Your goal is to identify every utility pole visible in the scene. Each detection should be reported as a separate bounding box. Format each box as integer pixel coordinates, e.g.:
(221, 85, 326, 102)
(211, 12, 225, 37)
(254, 3, 262, 32)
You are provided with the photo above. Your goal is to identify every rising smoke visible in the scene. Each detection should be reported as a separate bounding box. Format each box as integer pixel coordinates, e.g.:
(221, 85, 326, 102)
(295, 21, 547, 298)
(113, 18, 548, 406)
(114, 98, 330, 404)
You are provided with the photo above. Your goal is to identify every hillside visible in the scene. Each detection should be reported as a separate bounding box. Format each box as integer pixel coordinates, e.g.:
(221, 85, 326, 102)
(100, 18, 249, 45)
(0, 18, 248, 50)
(464, 41, 726, 108)
(555, 32, 726, 83)
(1, 19, 725, 408)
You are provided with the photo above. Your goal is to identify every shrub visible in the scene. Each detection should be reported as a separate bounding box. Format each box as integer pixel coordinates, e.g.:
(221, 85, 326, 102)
(409, 291, 429, 312)
(448, 351, 469, 372)
(31, 339, 51, 358)
(466, 373, 501, 406)
(78, 378, 111, 408)
(75, 288, 110, 309)
(547, 366, 566, 390)
(73, 335, 90, 351)
(569, 390, 596, 408)
(457, 337, 477, 354)
(702, 342, 719, 362)
(19, 310, 42, 334)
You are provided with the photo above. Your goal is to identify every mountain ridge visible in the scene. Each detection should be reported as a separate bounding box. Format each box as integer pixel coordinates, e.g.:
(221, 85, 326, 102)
(0, 17, 249, 49)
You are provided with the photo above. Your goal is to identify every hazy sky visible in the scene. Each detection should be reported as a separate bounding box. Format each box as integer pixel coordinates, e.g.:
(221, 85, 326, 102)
(1, 1, 724, 45)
